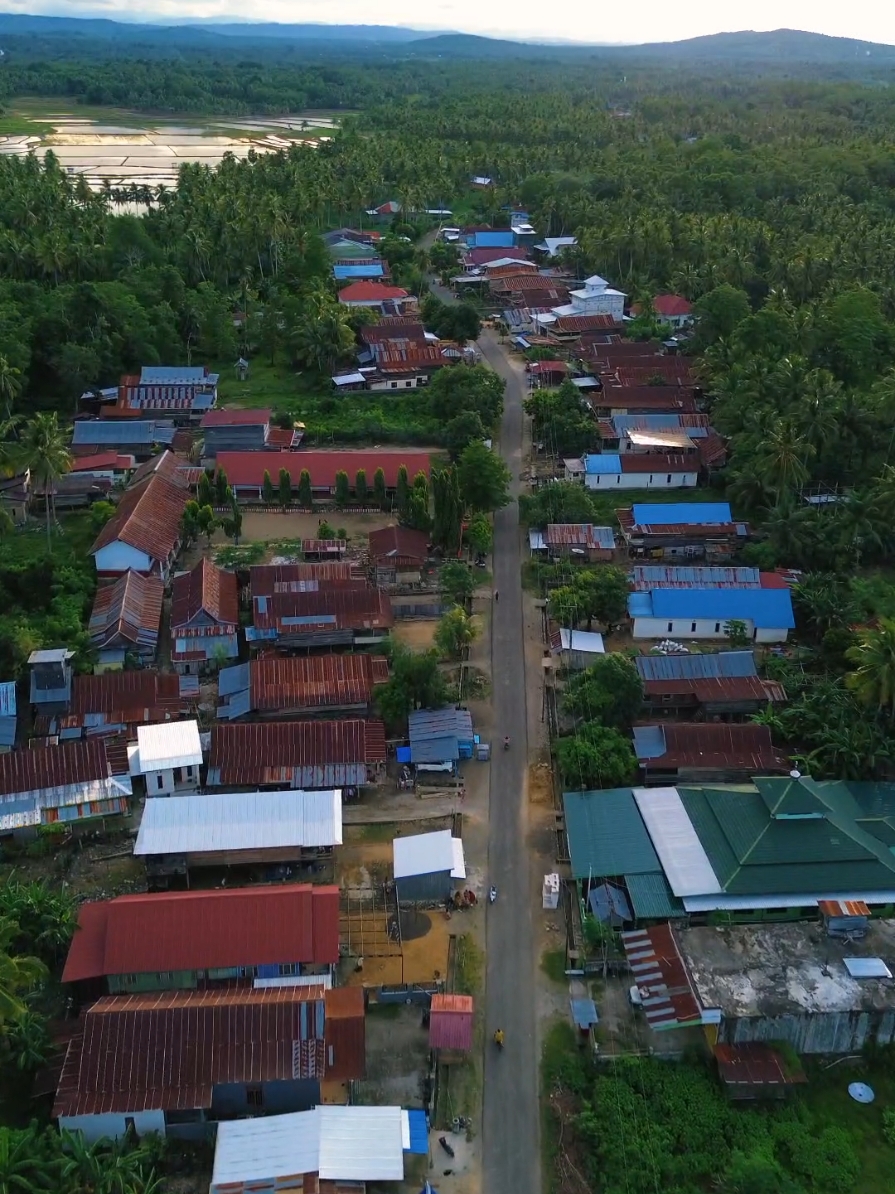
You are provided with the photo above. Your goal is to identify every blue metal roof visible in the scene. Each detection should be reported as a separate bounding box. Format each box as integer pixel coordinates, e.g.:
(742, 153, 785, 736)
(333, 264, 385, 279)
(0, 683, 16, 719)
(642, 587, 795, 629)
(404, 1109, 429, 1154)
(470, 231, 515, 248)
(627, 592, 653, 618)
(635, 651, 757, 681)
(631, 502, 733, 526)
(632, 725, 667, 760)
(71, 420, 175, 446)
(218, 662, 250, 696)
(587, 881, 633, 923)
(0, 717, 16, 750)
(410, 737, 459, 764)
(409, 708, 474, 744)
(584, 454, 622, 475)
(570, 998, 599, 1029)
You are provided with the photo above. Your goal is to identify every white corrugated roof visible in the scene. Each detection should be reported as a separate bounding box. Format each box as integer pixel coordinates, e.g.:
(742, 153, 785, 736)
(632, 786, 722, 897)
(560, 629, 605, 654)
(393, 829, 462, 879)
(134, 789, 343, 855)
(211, 1106, 405, 1189)
(133, 720, 202, 772)
(451, 835, 467, 880)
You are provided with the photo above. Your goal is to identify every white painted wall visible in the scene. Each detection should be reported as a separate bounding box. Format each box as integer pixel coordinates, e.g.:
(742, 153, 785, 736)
(585, 470, 697, 490)
(59, 1109, 166, 1143)
(631, 616, 789, 644)
(368, 375, 429, 392)
(93, 541, 152, 575)
(144, 766, 199, 796)
(570, 292, 625, 320)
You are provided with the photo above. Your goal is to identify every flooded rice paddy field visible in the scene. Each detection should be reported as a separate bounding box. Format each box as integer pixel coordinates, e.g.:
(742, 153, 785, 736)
(0, 112, 338, 190)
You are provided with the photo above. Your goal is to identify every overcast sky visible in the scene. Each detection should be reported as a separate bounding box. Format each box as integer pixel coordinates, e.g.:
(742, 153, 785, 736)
(9, 0, 895, 45)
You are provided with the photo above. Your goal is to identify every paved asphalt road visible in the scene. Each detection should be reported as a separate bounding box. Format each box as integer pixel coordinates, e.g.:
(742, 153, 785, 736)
(479, 330, 540, 1194)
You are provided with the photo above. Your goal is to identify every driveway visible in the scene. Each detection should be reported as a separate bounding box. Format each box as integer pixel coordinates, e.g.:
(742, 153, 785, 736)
(479, 329, 541, 1194)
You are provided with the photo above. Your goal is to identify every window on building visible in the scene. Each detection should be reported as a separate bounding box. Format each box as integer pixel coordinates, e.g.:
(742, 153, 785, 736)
(174, 767, 182, 783)
(279, 963, 298, 976)
(156, 774, 164, 791)
(405, 380, 413, 387)
(667, 474, 672, 483)
(667, 622, 673, 633)
(185, 766, 193, 778)
(715, 622, 721, 634)
(246, 1086, 263, 1109)
(691, 622, 697, 633)
(391, 381, 398, 389)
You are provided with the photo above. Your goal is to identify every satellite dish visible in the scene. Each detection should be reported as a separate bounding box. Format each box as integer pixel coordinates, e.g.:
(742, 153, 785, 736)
(848, 1082, 875, 1104)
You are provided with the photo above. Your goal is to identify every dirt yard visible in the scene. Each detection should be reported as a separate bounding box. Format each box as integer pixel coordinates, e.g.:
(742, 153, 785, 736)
(354, 1004, 431, 1106)
(393, 621, 439, 649)
(218, 509, 397, 549)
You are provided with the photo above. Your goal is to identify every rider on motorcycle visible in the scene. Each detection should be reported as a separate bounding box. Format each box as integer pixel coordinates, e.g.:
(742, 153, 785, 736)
(504, 735, 510, 750)
(494, 1028, 505, 1046)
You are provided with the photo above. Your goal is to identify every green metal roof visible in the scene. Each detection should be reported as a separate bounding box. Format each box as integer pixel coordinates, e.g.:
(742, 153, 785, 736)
(563, 788, 659, 880)
(678, 778, 895, 897)
(624, 871, 684, 919)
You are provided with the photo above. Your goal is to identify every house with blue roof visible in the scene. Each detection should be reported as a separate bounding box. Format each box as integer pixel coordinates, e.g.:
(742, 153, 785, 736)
(628, 585, 795, 643)
(584, 454, 698, 490)
(333, 263, 385, 281)
(618, 502, 749, 560)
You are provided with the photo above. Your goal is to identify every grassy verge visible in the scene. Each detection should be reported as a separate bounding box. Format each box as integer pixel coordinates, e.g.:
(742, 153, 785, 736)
(5, 511, 96, 566)
(541, 1019, 582, 1194)
(541, 948, 568, 984)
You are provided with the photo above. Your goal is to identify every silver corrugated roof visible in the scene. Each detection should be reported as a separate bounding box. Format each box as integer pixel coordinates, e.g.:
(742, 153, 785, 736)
(133, 721, 203, 773)
(134, 789, 343, 855)
(211, 1106, 405, 1191)
(635, 651, 757, 681)
(632, 786, 722, 897)
(393, 829, 465, 879)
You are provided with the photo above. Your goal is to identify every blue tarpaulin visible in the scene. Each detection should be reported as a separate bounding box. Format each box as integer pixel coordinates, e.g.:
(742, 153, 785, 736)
(396, 746, 412, 764)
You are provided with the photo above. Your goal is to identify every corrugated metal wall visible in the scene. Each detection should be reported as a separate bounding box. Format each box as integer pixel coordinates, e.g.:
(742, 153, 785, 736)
(723, 1010, 895, 1054)
(397, 870, 453, 903)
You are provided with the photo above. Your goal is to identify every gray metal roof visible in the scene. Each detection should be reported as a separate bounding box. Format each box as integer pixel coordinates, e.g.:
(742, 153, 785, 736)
(218, 662, 250, 696)
(563, 789, 660, 879)
(134, 789, 343, 855)
(408, 708, 473, 744)
(71, 420, 175, 446)
(141, 366, 210, 384)
(633, 726, 667, 760)
(635, 650, 757, 682)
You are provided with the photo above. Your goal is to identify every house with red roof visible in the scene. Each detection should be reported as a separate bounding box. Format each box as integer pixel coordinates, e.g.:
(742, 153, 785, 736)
(170, 558, 239, 673)
(337, 281, 411, 313)
(62, 884, 341, 995)
(90, 453, 191, 580)
(69, 453, 135, 483)
(217, 450, 430, 501)
(631, 294, 694, 330)
(53, 981, 364, 1142)
(88, 571, 164, 666)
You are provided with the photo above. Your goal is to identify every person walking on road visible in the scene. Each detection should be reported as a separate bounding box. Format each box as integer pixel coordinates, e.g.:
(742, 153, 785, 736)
(494, 590, 499, 602)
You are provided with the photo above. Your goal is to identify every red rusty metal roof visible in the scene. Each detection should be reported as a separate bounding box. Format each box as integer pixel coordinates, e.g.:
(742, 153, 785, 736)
(69, 671, 183, 716)
(250, 563, 365, 596)
(90, 470, 189, 563)
(428, 994, 474, 1051)
(323, 987, 366, 1080)
(614, 364, 695, 386)
(253, 587, 393, 633)
(0, 739, 111, 797)
(637, 722, 788, 772)
(250, 655, 388, 712)
(53, 985, 331, 1117)
(644, 675, 777, 704)
(597, 388, 697, 412)
(368, 525, 429, 565)
(713, 1043, 805, 1088)
(817, 899, 871, 917)
(200, 408, 270, 428)
(543, 523, 614, 549)
(360, 321, 427, 345)
(621, 926, 703, 1032)
(619, 453, 695, 474)
(62, 884, 340, 984)
(372, 343, 446, 373)
(338, 281, 409, 303)
(88, 571, 164, 650)
(208, 720, 387, 786)
(218, 450, 431, 491)
(69, 453, 134, 472)
(527, 360, 568, 374)
(171, 558, 239, 630)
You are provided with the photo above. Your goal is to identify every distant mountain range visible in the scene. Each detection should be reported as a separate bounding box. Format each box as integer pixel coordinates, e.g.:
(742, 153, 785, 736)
(0, 14, 893, 65)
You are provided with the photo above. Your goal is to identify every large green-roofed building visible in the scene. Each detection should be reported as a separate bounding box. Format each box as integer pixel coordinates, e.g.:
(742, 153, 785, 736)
(563, 789, 659, 878)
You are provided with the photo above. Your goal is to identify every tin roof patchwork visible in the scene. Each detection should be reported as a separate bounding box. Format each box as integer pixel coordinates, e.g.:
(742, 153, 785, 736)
(88, 571, 164, 653)
(207, 720, 387, 788)
(170, 558, 239, 629)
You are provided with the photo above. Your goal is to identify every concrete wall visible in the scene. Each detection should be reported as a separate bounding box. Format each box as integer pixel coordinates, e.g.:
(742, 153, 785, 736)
(631, 616, 789, 644)
(722, 1009, 895, 1055)
(144, 766, 199, 796)
(209, 1078, 319, 1117)
(585, 470, 698, 490)
(59, 1109, 165, 1143)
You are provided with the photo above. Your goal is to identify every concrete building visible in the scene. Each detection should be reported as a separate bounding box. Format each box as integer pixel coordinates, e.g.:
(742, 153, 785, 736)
(627, 586, 795, 643)
(28, 648, 73, 714)
(583, 453, 698, 490)
(129, 721, 203, 795)
(678, 920, 895, 1054)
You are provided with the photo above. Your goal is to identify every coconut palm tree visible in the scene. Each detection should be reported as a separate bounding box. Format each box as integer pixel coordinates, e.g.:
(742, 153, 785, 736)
(0, 920, 45, 1025)
(0, 357, 21, 421)
(18, 413, 72, 552)
(846, 619, 895, 720)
